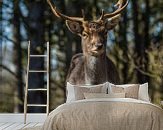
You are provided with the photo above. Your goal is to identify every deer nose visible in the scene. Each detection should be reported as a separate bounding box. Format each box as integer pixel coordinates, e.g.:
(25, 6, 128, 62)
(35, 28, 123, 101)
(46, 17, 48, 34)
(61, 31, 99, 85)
(95, 43, 103, 49)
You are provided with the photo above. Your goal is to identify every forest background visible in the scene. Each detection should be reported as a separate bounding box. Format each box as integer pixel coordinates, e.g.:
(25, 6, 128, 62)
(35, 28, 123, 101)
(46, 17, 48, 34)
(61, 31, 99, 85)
(0, 0, 163, 113)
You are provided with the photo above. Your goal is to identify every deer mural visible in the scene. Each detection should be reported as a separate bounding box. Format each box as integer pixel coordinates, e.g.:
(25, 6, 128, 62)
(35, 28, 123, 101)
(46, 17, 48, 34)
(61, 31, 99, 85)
(47, 0, 129, 85)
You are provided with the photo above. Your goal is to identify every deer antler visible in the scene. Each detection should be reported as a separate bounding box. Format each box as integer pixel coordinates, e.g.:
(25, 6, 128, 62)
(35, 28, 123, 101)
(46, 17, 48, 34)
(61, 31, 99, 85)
(97, 9, 105, 22)
(97, 0, 129, 22)
(47, 0, 129, 23)
(47, 0, 84, 22)
(103, 0, 129, 19)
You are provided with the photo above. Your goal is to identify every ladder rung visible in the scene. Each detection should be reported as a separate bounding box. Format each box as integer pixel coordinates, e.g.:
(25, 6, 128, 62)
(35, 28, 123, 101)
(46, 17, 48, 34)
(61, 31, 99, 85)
(29, 70, 47, 73)
(28, 88, 47, 91)
(30, 55, 47, 57)
(27, 104, 47, 107)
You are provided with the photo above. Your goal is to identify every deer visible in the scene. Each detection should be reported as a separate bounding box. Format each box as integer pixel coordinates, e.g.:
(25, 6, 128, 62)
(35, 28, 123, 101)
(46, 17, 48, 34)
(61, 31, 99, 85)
(47, 0, 129, 85)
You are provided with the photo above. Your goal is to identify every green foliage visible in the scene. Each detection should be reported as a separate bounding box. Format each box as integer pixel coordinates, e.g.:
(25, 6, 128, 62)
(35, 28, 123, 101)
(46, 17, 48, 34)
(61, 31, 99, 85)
(109, 42, 163, 105)
(147, 43, 163, 104)
(0, 70, 22, 112)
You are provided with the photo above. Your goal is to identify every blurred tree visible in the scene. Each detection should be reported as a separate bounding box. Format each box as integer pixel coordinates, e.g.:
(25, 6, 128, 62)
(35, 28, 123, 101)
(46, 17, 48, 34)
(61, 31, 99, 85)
(13, 0, 23, 112)
(117, 8, 129, 83)
(0, 0, 2, 72)
(131, 0, 145, 83)
(26, 0, 46, 113)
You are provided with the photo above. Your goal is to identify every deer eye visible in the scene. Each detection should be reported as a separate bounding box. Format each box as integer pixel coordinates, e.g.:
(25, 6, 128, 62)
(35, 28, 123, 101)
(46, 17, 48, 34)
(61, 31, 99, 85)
(82, 32, 88, 39)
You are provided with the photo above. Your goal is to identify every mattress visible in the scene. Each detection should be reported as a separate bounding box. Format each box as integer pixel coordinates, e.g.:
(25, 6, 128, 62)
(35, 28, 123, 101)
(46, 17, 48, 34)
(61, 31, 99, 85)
(42, 98, 163, 130)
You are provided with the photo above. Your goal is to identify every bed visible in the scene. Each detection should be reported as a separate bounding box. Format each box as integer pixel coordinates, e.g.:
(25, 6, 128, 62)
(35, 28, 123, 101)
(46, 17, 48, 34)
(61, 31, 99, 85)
(41, 82, 163, 130)
(42, 98, 163, 130)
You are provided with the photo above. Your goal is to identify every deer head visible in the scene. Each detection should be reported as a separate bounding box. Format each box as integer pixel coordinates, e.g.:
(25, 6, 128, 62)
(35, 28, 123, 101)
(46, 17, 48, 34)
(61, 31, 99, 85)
(47, 0, 129, 57)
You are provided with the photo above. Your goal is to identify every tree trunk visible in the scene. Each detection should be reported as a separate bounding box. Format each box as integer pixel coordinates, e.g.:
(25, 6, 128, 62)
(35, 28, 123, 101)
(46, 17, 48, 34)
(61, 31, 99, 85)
(0, 1, 2, 79)
(27, 0, 46, 113)
(121, 9, 129, 83)
(144, 0, 150, 77)
(144, 0, 151, 98)
(132, 0, 146, 84)
(141, 0, 150, 82)
(116, 7, 128, 83)
(13, 0, 23, 112)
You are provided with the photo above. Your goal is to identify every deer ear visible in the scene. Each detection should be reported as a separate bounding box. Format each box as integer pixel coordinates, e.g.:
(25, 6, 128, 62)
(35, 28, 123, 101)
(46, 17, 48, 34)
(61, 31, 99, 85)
(66, 20, 83, 36)
(106, 14, 121, 30)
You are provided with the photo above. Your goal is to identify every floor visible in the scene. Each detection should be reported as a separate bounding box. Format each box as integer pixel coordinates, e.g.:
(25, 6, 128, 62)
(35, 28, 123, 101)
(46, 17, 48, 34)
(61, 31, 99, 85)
(0, 113, 46, 130)
(0, 122, 42, 130)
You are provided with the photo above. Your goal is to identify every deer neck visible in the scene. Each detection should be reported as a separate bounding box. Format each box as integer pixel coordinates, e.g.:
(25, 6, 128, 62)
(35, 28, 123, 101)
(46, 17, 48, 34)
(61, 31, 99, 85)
(84, 54, 107, 85)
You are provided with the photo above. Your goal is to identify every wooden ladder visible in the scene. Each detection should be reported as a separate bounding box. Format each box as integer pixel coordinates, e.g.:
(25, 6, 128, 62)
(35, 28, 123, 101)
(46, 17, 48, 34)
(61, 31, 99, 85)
(24, 41, 50, 124)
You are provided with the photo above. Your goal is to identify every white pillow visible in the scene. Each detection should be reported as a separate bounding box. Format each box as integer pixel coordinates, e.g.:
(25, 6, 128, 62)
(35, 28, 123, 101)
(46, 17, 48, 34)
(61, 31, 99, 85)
(108, 82, 150, 102)
(84, 93, 126, 99)
(66, 82, 108, 103)
(139, 83, 150, 102)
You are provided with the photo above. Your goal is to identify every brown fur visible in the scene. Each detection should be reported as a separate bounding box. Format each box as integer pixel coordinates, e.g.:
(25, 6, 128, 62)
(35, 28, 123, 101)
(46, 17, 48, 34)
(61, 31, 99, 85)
(65, 22, 120, 85)
(66, 53, 120, 85)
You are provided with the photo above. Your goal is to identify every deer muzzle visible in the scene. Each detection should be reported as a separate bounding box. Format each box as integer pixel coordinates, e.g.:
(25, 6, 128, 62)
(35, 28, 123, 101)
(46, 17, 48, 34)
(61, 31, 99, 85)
(95, 43, 103, 50)
(91, 43, 105, 56)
